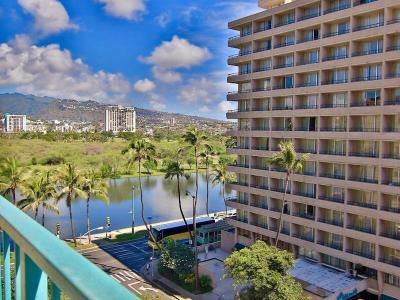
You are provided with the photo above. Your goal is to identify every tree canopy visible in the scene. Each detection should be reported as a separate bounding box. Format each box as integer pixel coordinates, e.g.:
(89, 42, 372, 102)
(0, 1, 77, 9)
(224, 241, 308, 300)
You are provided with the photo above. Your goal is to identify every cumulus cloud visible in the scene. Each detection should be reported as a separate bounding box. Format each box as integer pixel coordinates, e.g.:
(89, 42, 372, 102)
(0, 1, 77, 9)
(134, 78, 155, 93)
(178, 75, 227, 105)
(97, 0, 146, 20)
(0, 38, 132, 102)
(147, 93, 166, 110)
(141, 36, 211, 84)
(18, 0, 77, 36)
(218, 101, 235, 112)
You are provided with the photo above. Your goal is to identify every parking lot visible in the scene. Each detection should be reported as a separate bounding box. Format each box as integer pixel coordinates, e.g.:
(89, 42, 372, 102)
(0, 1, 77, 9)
(81, 238, 171, 299)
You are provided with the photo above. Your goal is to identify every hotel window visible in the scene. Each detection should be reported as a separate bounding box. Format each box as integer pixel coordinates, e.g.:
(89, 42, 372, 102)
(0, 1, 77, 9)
(336, 22, 349, 34)
(259, 19, 272, 31)
(334, 45, 348, 58)
(332, 163, 345, 177)
(361, 13, 384, 27)
(363, 90, 380, 105)
(331, 186, 345, 199)
(361, 115, 380, 131)
(260, 59, 272, 70)
(307, 50, 319, 63)
(283, 96, 293, 109)
(307, 95, 317, 107)
(239, 63, 251, 75)
(299, 247, 318, 261)
(307, 72, 319, 85)
(284, 34, 295, 45)
(240, 44, 252, 55)
(305, 28, 319, 41)
(332, 116, 346, 130)
(239, 82, 251, 92)
(241, 24, 252, 36)
(333, 69, 348, 82)
(284, 75, 294, 88)
(238, 119, 250, 130)
(330, 140, 346, 154)
(359, 190, 378, 206)
(238, 100, 250, 112)
(385, 274, 400, 287)
(360, 141, 379, 156)
(391, 168, 400, 185)
(263, 79, 271, 90)
(284, 54, 294, 66)
(360, 165, 377, 181)
(333, 92, 347, 106)
(362, 64, 382, 80)
(362, 40, 383, 54)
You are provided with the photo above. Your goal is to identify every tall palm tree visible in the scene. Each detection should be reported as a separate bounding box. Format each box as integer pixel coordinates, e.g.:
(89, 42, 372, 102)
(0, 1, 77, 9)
(0, 157, 23, 205)
(57, 164, 87, 246)
(122, 139, 159, 247)
(164, 160, 192, 241)
(200, 144, 213, 217)
(18, 177, 46, 221)
(211, 159, 232, 217)
(83, 170, 110, 243)
(268, 141, 309, 247)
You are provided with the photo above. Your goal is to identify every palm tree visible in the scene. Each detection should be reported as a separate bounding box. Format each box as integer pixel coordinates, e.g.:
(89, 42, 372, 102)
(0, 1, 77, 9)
(122, 139, 159, 247)
(83, 170, 110, 243)
(164, 160, 192, 242)
(18, 177, 46, 221)
(200, 144, 213, 217)
(40, 170, 59, 227)
(211, 159, 232, 217)
(268, 141, 309, 247)
(57, 164, 87, 246)
(0, 157, 23, 205)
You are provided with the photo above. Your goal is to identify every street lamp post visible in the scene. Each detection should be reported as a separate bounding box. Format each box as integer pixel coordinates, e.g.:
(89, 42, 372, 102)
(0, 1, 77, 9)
(131, 186, 135, 235)
(186, 190, 199, 290)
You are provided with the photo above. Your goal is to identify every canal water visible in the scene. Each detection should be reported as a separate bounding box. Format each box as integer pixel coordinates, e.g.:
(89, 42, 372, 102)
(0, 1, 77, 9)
(29, 173, 233, 238)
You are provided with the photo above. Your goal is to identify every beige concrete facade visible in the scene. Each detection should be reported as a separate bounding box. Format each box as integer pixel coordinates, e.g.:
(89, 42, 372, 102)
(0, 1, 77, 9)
(226, 0, 400, 298)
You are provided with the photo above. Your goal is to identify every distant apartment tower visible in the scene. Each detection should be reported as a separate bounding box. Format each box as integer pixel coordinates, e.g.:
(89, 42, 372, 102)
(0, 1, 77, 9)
(104, 105, 136, 133)
(4, 113, 27, 133)
(226, 0, 400, 299)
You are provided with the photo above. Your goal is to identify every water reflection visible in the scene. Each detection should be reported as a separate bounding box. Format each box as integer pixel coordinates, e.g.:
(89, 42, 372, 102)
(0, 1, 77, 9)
(25, 173, 233, 238)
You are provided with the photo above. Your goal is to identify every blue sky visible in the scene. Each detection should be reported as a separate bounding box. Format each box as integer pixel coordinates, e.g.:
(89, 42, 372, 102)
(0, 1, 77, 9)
(0, 0, 261, 119)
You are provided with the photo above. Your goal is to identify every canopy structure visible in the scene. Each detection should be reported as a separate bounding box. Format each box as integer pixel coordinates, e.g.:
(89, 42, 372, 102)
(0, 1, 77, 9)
(196, 221, 233, 245)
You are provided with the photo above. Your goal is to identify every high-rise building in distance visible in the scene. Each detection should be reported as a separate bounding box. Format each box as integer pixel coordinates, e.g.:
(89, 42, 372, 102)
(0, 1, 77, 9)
(225, 0, 400, 298)
(104, 105, 136, 133)
(4, 113, 27, 133)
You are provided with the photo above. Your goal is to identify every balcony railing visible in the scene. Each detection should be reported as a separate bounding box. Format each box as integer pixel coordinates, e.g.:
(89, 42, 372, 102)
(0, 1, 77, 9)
(379, 257, 400, 267)
(381, 206, 400, 213)
(254, 24, 272, 33)
(317, 240, 343, 250)
(387, 19, 400, 25)
(348, 151, 379, 158)
(320, 103, 347, 108)
(274, 19, 295, 28)
(323, 29, 350, 38)
(347, 200, 377, 209)
(297, 36, 319, 44)
(294, 191, 316, 199)
(272, 84, 293, 90)
(296, 104, 318, 109)
(253, 87, 271, 92)
(253, 65, 272, 73)
(349, 127, 380, 132)
(250, 183, 269, 190)
(381, 180, 400, 187)
(293, 211, 315, 220)
(319, 127, 346, 132)
(254, 46, 272, 53)
(318, 217, 343, 227)
(297, 59, 319, 66)
(251, 201, 268, 209)
(352, 48, 382, 57)
(386, 73, 400, 79)
(292, 233, 314, 242)
(382, 153, 400, 159)
(347, 224, 376, 234)
(252, 126, 269, 131)
(321, 79, 348, 85)
(319, 149, 346, 156)
(381, 232, 400, 240)
(384, 127, 400, 133)
(322, 54, 348, 62)
(272, 105, 293, 111)
(296, 81, 318, 88)
(296, 147, 317, 154)
(346, 249, 375, 260)
(353, 0, 378, 6)
(318, 195, 345, 204)
(228, 50, 252, 59)
(274, 41, 295, 49)
(319, 173, 345, 180)
(0, 195, 136, 300)
(251, 222, 268, 229)
(348, 176, 378, 184)
(274, 63, 294, 69)
(323, 3, 350, 14)
(387, 45, 400, 52)
(350, 100, 380, 107)
(353, 21, 383, 32)
(298, 11, 320, 22)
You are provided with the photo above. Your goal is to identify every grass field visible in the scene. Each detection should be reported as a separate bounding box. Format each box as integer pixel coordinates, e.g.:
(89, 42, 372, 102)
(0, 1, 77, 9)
(0, 136, 230, 176)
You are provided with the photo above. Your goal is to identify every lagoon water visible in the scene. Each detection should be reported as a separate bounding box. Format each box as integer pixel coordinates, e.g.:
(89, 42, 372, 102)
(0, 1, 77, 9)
(30, 173, 233, 238)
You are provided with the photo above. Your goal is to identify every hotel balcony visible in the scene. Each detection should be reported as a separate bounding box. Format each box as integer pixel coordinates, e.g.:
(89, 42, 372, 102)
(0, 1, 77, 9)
(379, 246, 400, 267)
(292, 225, 314, 243)
(317, 231, 343, 251)
(318, 207, 344, 227)
(324, 1, 351, 14)
(346, 214, 376, 235)
(320, 92, 347, 108)
(348, 141, 379, 158)
(250, 196, 268, 210)
(348, 165, 378, 184)
(292, 203, 315, 220)
(380, 194, 400, 214)
(0, 195, 135, 300)
(346, 238, 376, 260)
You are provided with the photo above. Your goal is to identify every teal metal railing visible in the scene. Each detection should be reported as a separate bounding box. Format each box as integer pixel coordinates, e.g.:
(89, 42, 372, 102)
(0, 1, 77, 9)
(0, 195, 139, 300)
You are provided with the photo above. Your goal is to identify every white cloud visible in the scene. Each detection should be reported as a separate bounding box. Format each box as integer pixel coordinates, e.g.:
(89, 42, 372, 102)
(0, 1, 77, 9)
(0, 38, 132, 102)
(134, 78, 155, 93)
(18, 0, 77, 36)
(178, 76, 227, 105)
(218, 101, 235, 112)
(142, 35, 211, 69)
(141, 35, 211, 84)
(152, 66, 181, 83)
(97, 0, 146, 21)
(199, 105, 210, 113)
(156, 13, 171, 28)
(149, 100, 166, 111)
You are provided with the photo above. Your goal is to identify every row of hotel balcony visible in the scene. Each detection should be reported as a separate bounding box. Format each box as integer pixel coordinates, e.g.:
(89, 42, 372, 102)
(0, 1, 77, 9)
(231, 139, 400, 160)
(229, 0, 397, 42)
(231, 115, 400, 134)
(229, 189, 400, 214)
(230, 161, 400, 186)
(230, 210, 400, 264)
(226, 89, 399, 111)
(228, 38, 400, 74)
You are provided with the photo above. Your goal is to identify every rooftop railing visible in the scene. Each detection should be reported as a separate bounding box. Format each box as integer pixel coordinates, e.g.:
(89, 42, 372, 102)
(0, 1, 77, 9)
(0, 195, 136, 300)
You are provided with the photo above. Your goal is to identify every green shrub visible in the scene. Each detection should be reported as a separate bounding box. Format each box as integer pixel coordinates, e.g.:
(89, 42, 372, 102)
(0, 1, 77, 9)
(200, 275, 212, 289)
(31, 156, 37, 165)
(41, 156, 65, 165)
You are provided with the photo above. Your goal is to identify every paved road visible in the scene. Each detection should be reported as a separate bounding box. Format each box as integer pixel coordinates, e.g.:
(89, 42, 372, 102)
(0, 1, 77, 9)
(81, 238, 173, 299)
